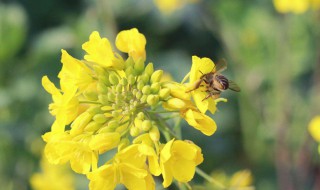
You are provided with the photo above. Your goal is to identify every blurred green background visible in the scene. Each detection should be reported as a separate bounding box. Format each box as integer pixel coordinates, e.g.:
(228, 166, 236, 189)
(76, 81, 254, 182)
(1, 0, 320, 189)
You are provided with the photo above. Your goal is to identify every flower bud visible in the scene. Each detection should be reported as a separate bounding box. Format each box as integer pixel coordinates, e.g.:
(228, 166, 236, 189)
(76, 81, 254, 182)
(108, 120, 119, 129)
(159, 88, 170, 99)
(142, 85, 151, 94)
(107, 92, 115, 101)
(98, 95, 109, 104)
(140, 73, 150, 83)
(142, 120, 152, 131)
(137, 112, 145, 120)
(165, 98, 186, 109)
(121, 78, 128, 86)
(145, 63, 154, 76)
(109, 73, 119, 85)
(136, 91, 143, 99)
(128, 75, 136, 85)
(130, 126, 140, 137)
(83, 91, 98, 101)
(151, 82, 160, 94)
(149, 126, 160, 141)
(137, 81, 145, 90)
(97, 82, 108, 93)
(116, 84, 123, 93)
(140, 94, 147, 103)
(147, 95, 157, 106)
(84, 121, 101, 132)
(151, 70, 163, 83)
(93, 114, 107, 124)
(125, 66, 135, 77)
(134, 59, 145, 74)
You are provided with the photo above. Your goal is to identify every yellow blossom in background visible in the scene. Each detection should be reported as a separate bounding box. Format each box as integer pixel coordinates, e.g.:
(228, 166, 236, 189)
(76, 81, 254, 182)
(160, 139, 203, 187)
(273, 0, 320, 14)
(30, 157, 74, 190)
(308, 116, 320, 142)
(206, 169, 254, 190)
(154, 0, 199, 14)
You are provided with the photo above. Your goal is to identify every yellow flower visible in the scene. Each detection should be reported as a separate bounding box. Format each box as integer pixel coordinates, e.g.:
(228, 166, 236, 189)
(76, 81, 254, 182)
(58, 50, 94, 92)
(181, 106, 217, 136)
(209, 169, 254, 190)
(87, 144, 155, 190)
(115, 28, 146, 62)
(308, 116, 320, 142)
(42, 131, 98, 174)
(160, 139, 203, 187)
(82, 31, 124, 69)
(189, 56, 217, 114)
(42, 76, 79, 132)
(154, 0, 198, 14)
(229, 170, 253, 188)
(30, 158, 75, 190)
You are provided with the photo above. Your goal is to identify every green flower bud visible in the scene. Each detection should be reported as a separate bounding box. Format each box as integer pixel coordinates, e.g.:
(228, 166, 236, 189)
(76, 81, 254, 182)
(112, 111, 119, 117)
(109, 73, 119, 85)
(115, 125, 127, 133)
(151, 82, 160, 94)
(116, 84, 123, 93)
(83, 91, 98, 101)
(107, 92, 116, 101)
(93, 114, 107, 124)
(140, 95, 147, 103)
(97, 82, 108, 93)
(98, 95, 109, 104)
(125, 66, 135, 77)
(145, 63, 154, 76)
(140, 73, 150, 84)
(128, 75, 136, 85)
(142, 85, 151, 94)
(84, 121, 101, 132)
(136, 91, 142, 99)
(159, 88, 170, 99)
(87, 106, 101, 115)
(121, 78, 128, 86)
(130, 126, 140, 137)
(99, 74, 111, 86)
(108, 120, 119, 129)
(98, 125, 115, 133)
(151, 70, 163, 83)
(147, 95, 158, 106)
(137, 112, 145, 120)
(142, 120, 152, 131)
(137, 81, 145, 90)
(134, 59, 145, 74)
(125, 57, 134, 68)
(149, 126, 160, 141)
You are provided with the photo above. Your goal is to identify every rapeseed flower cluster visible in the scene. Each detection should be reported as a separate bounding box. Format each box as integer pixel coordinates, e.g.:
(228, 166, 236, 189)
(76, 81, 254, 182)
(41, 28, 224, 189)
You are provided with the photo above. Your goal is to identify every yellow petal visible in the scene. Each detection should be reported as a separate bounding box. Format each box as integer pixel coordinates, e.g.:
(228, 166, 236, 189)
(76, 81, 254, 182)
(82, 31, 123, 69)
(115, 28, 146, 62)
(171, 159, 196, 182)
(42, 76, 60, 95)
(89, 132, 121, 153)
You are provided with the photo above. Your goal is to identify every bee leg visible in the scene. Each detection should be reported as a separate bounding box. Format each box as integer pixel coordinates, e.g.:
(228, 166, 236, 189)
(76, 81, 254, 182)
(186, 79, 202, 93)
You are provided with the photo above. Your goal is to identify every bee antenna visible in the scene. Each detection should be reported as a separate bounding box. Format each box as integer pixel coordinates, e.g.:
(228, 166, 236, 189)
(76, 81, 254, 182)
(199, 70, 204, 75)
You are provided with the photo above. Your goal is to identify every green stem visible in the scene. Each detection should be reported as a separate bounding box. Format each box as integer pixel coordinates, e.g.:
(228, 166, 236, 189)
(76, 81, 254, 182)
(196, 168, 226, 190)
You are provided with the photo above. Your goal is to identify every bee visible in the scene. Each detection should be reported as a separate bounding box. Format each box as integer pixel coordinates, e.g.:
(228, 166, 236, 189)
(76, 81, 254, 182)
(187, 59, 240, 101)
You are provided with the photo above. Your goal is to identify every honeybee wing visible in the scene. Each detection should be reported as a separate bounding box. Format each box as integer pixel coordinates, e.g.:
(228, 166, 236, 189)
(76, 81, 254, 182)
(228, 80, 241, 92)
(215, 59, 227, 73)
